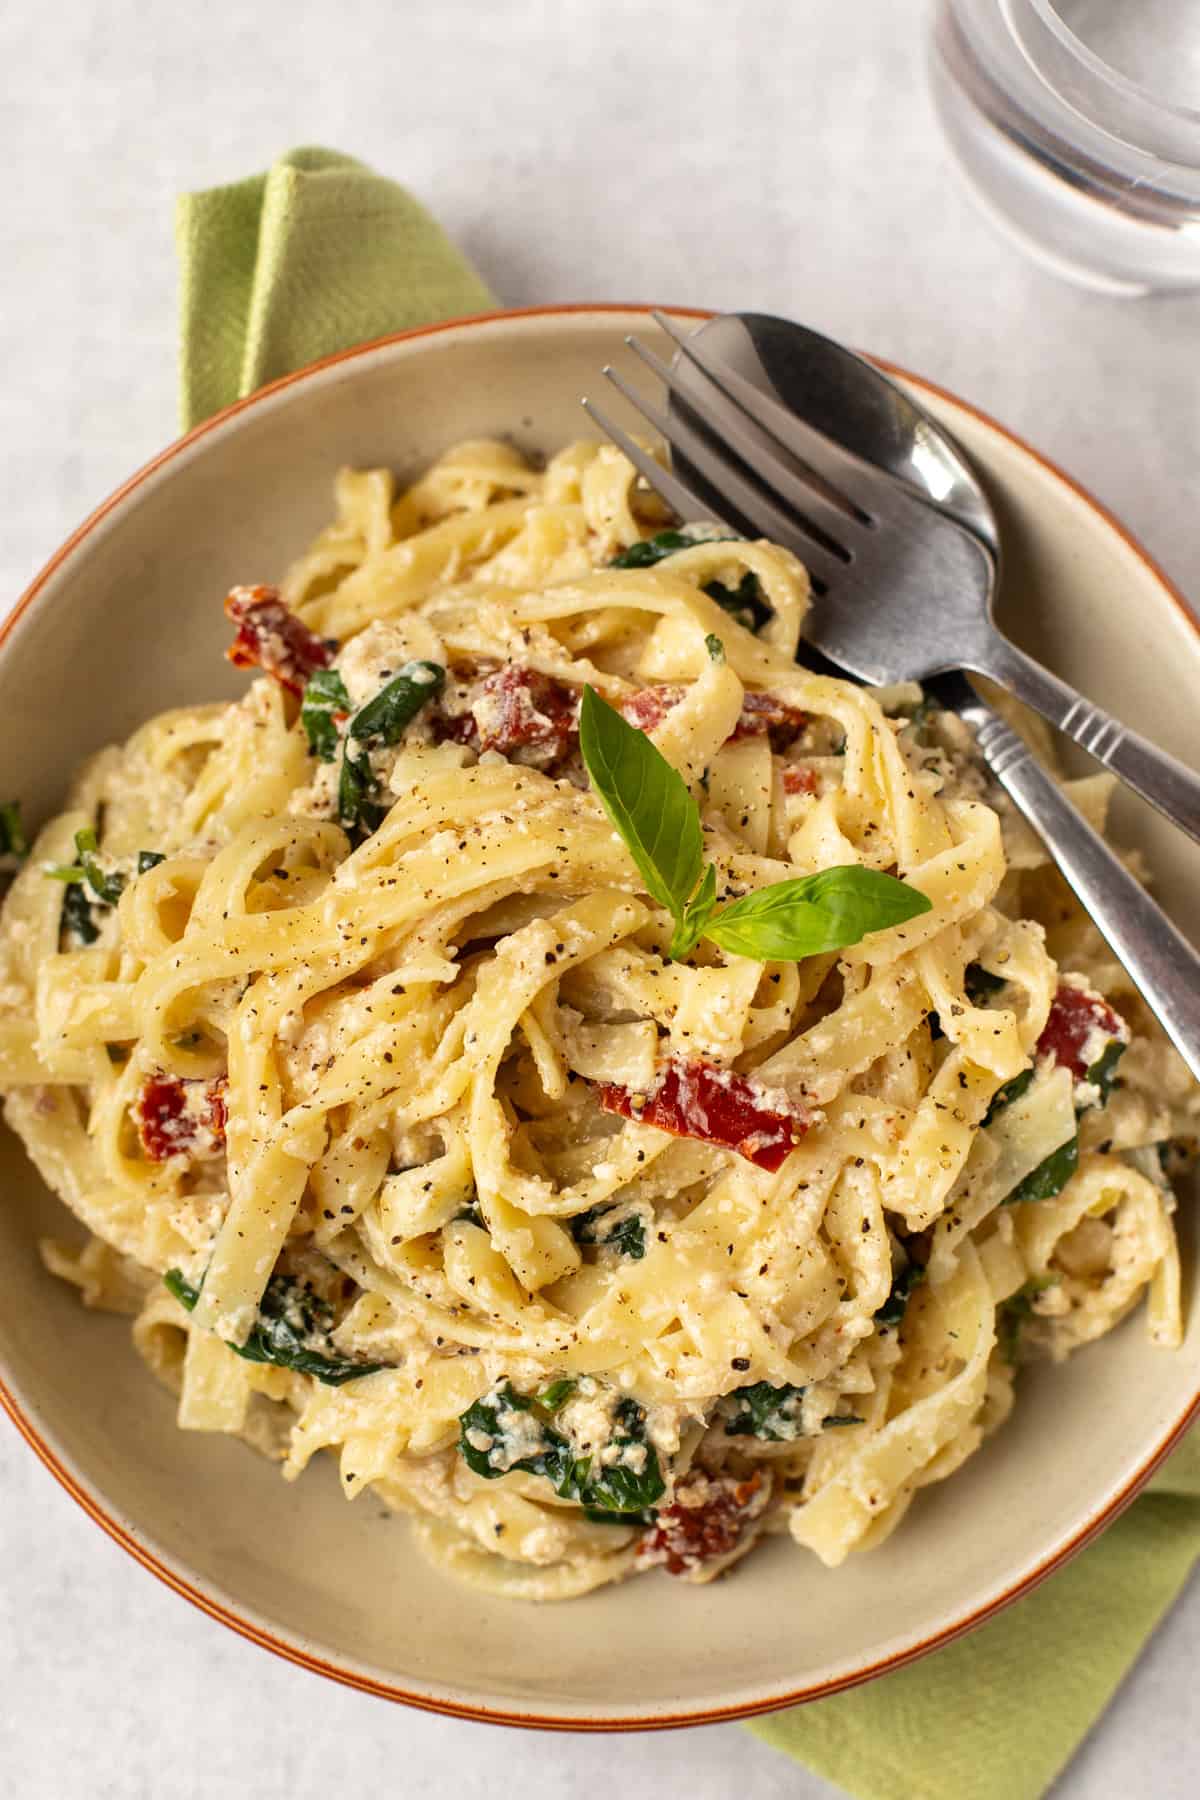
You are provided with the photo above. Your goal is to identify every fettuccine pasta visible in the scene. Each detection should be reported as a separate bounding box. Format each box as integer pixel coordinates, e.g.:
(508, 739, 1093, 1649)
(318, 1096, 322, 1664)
(2, 437, 1196, 1599)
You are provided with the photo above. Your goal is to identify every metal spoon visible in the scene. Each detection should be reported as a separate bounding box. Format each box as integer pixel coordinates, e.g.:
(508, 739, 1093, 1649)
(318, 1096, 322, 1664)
(650, 313, 1200, 1082)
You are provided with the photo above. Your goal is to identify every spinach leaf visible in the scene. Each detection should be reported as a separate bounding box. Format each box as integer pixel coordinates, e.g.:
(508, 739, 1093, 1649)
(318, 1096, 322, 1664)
(874, 1259, 926, 1327)
(703, 571, 771, 633)
(611, 534, 771, 631)
(458, 1380, 664, 1513)
(610, 530, 707, 568)
(1003, 1133, 1079, 1206)
(46, 827, 125, 905)
(164, 1269, 385, 1387)
(60, 880, 100, 946)
(964, 963, 1006, 1004)
(337, 742, 387, 834)
(983, 1066, 1034, 1127)
(348, 661, 445, 744)
(336, 661, 445, 833)
(1086, 1039, 1126, 1107)
(301, 668, 352, 762)
(537, 1377, 578, 1411)
(722, 1380, 807, 1442)
(0, 801, 28, 862)
(570, 1202, 646, 1260)
(997, 1277, 1058, 1363)
(579, 685, 932, 964)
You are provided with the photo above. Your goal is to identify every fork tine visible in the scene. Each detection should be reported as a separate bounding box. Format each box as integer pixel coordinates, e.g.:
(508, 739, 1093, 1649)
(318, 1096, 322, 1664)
(627, 333, 868, 552)
(579, 395, 739, 531)
(600, 364, 848, 586)
(652, 310, 892, 521)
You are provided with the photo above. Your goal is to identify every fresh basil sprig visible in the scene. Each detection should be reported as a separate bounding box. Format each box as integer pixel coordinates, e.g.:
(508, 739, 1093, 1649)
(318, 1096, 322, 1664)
(579, 686, 932, 963)
(578, 682, 706, 955)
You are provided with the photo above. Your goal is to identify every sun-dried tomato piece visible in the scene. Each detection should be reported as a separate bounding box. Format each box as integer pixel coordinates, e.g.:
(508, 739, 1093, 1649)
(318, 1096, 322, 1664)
(469, 666, 579, 762)
(134, 1074, 228, 1162)
(598, 1059, 811, 1172)
(1036, 982, 1128, 1082)
(223, 586, 335, 696)
(638, 1469, 772, 1577)
(621, 685, 806, 749)
(620, 686, 688, 734)
(731, 691, 807, 746)
(783, 765, 818, 796)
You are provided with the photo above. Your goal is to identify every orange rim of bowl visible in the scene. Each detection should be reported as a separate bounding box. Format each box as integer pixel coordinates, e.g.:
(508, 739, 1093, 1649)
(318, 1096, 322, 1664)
(1, 301, 1197, 1730)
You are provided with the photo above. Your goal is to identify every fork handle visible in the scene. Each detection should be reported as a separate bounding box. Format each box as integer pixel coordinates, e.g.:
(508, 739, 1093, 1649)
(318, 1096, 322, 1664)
(978, 634, 1200, 846)
(956, 684, 1200, 1085)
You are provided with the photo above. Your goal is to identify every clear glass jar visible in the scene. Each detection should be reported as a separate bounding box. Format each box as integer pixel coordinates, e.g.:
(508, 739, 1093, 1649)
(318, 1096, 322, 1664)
(929, 0, 1200, 295)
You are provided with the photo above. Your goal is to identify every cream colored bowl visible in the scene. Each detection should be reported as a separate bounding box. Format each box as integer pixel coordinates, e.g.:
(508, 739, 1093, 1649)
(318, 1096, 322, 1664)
(2, 306, 1197, 1728)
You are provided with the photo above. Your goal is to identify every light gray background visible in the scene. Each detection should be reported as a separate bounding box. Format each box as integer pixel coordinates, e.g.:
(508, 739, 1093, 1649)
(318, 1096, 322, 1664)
(2, 3, 1198, 1796)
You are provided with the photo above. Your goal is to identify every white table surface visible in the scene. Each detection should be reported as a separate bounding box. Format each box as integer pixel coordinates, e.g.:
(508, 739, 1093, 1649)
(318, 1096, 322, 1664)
(2, 2, 1198, 1795)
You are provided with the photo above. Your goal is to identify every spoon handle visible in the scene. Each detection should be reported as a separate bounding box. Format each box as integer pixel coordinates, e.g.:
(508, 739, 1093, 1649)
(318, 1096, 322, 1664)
(979, 633, 1200, 847)
(951, 678, 1200, 1086)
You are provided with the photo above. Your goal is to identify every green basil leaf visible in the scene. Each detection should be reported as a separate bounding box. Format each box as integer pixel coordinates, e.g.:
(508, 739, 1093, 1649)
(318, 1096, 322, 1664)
(669, 861, 718, 960)
(579, 686, 703, 921)
(349, 661, 444, 745)
(704, 866, 932, 961)
(1003, 1133, 1079, 1206)
(301, 669, 352, 762)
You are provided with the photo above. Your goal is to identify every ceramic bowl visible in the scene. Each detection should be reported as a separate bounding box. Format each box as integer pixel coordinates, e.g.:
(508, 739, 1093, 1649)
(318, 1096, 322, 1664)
(2, 305, 1197, 1728)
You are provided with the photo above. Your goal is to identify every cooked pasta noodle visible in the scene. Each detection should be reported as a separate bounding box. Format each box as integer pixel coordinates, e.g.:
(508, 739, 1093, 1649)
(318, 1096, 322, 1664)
(3, 436, 1196, 1599)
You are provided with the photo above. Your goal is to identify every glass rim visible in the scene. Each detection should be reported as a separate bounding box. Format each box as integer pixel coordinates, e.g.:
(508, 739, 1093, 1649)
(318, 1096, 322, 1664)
(1026, 0, 1200, 130)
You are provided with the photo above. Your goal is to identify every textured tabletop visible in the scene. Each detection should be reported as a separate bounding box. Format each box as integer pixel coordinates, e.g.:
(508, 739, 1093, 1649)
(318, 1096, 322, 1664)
(2, 3, 1198, 1796)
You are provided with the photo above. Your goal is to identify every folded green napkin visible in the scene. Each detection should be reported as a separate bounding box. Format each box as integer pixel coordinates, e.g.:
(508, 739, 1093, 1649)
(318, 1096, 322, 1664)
(175, 147, 1200, 1800)
(175, 146, 495, 428)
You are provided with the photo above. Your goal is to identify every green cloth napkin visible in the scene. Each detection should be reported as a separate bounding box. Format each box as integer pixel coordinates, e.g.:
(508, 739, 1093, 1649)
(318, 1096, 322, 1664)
(175, 146, 495, 428)
(175, 147, 1200, 1800)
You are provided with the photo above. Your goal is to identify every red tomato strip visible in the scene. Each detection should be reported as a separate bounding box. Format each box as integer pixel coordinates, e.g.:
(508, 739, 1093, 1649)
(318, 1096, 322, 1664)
(599, 1059, 811, 1172)
(135, 1075, 228, 1162)
(621, 685, 806, 744)
(1036, 982, 1127, 1081)
(224, 586, 335, 696)
(474, 666, 578, 758)
(638, 1470, 771, 1577)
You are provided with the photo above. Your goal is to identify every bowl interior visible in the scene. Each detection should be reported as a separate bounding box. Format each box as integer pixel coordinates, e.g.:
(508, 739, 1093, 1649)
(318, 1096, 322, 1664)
(2, 309, 1198, 1725)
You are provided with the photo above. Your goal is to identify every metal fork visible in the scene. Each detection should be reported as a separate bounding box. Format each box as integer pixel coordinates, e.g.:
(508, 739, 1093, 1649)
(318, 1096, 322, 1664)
(582, 318, 1200, 1083)
(585, 310, 1200, 849)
